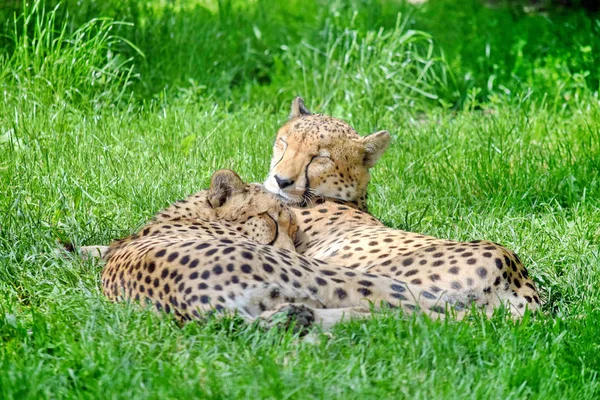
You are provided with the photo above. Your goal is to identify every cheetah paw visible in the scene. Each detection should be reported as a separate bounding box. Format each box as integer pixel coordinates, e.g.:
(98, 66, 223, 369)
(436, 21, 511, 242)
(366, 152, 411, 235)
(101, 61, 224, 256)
(260, 303, 316, 335)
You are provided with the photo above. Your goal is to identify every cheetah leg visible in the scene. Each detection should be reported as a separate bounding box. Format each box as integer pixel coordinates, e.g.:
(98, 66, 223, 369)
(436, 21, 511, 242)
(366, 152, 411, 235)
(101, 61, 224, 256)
(58, 243, 108, 261)
(304, 306, 374, 330)
(258, 303, 373, 331)
(258, 302, 461, 331)
(77, 245, 109, 261)
(232, 282, 326, 320)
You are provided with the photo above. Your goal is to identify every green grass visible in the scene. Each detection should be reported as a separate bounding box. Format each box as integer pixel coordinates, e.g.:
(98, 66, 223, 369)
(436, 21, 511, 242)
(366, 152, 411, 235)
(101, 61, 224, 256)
(1, 0, 600, 398)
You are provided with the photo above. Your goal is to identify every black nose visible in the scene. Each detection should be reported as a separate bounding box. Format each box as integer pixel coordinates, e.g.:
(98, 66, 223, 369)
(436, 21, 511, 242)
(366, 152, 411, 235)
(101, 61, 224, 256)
(274, 175, 294, 189)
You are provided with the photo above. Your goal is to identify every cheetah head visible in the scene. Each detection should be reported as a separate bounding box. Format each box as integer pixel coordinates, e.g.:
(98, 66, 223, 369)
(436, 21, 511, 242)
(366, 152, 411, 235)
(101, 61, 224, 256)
(264, 97, 390, 211)
(207, 169, 298, 251)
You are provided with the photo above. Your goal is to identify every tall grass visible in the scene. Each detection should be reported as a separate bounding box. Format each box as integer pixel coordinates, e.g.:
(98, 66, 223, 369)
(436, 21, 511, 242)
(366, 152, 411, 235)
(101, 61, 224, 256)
(0, 0, 139, 110)
(263, 15, 448, 115)
(3, 0, 598, 110)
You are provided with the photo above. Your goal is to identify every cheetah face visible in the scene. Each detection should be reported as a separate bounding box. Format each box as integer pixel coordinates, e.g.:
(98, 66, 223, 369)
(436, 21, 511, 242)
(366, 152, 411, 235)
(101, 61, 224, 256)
(264, 97, 390, 209)
(208, 170, 298, 251)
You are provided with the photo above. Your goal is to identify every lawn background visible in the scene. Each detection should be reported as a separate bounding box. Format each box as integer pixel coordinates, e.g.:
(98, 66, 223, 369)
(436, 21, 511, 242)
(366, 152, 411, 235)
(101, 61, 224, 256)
(1, 0, 599, 398)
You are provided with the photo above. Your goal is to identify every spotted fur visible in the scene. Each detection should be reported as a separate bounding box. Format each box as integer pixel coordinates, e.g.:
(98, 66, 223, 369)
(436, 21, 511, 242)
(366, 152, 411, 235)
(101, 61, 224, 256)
(265, 97, 390, 211)
(263, 98, 541, 317)
(99, 169, 466, 327)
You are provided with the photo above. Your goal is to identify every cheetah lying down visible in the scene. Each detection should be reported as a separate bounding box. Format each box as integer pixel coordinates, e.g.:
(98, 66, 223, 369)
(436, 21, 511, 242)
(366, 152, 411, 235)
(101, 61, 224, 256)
(90, 170, 485, 329)
(262, 97, 540, 316)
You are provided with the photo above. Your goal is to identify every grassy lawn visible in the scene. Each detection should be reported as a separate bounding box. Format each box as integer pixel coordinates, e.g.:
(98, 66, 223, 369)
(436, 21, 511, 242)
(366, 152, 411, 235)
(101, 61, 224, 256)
(1, 0, 599, 398)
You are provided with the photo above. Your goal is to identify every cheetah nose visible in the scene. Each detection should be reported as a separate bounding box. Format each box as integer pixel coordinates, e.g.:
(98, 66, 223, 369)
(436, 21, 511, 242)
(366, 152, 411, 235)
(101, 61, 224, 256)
(274, 175, 294, 189)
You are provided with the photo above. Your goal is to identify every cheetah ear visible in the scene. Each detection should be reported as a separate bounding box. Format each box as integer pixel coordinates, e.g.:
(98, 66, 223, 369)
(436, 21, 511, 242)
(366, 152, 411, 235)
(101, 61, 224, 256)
(361, 130, 390, 168)
(208, 169, 246, 208)
(289, 96, 311, 119)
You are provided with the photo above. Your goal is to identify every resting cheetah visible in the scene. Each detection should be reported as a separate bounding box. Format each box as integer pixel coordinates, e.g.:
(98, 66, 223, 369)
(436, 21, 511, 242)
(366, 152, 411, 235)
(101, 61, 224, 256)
(76, 168, 298, 260)
(262, 97, 540, 316)
(98, 170, 465, 328)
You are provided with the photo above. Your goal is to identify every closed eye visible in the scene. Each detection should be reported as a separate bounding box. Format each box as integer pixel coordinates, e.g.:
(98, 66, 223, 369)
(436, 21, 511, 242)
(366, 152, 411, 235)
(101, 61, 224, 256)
(316, 154, 332, 161)
(271, 139, 287, 167)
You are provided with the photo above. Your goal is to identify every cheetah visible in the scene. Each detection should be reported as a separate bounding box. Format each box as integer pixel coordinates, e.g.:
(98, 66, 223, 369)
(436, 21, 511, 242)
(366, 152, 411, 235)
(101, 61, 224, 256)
(76, 168, 298, 260)
(98, 169, 469, 328)
(262, 97, 541, 316)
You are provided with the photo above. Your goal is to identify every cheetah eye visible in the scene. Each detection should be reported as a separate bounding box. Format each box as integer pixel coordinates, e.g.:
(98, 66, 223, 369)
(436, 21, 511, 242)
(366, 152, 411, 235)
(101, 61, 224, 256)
(316, 153, 332, 161)
(261, 212, 277, 223)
